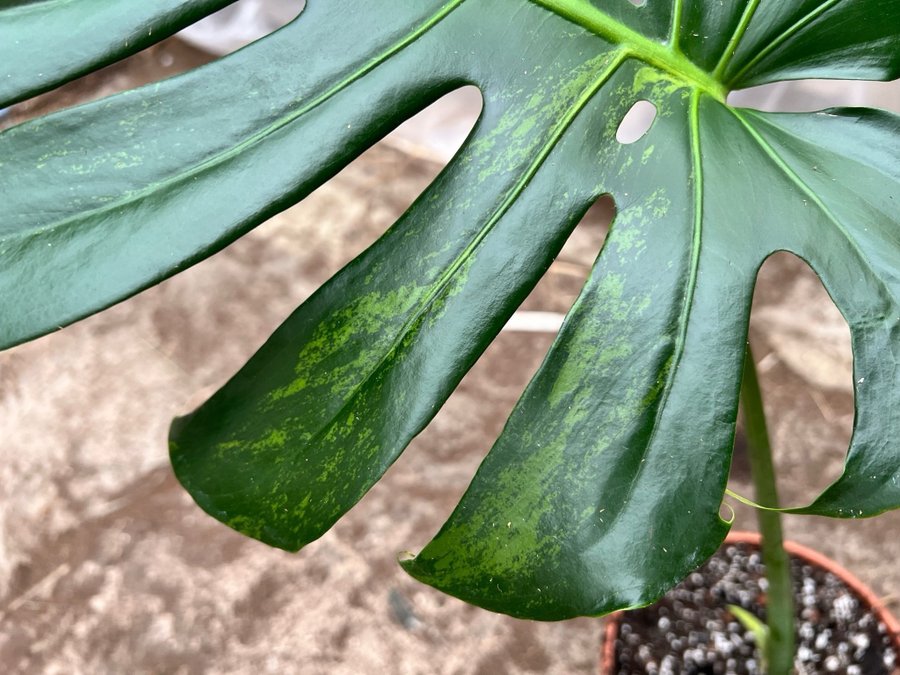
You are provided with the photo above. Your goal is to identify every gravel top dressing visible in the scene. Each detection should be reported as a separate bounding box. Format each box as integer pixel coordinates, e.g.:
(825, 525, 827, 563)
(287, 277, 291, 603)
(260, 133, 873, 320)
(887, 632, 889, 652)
(613, 542, 898, 675)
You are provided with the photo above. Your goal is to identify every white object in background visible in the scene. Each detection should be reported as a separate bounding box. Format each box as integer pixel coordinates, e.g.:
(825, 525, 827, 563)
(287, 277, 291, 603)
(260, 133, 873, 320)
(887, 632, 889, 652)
(502, 312, 566, 334)
(729, 79, 900, 113)
(179, 0, 300, 55)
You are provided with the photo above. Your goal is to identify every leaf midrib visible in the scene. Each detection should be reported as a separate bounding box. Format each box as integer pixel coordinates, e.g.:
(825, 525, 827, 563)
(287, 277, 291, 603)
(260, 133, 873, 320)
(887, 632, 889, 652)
(599, 89, 708, 534)
(527, 0, 727, 101)
(292, 49, 630, 461)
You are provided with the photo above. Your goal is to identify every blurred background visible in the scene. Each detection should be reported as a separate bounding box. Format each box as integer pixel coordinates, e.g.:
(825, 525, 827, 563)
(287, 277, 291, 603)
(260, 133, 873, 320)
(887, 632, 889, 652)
(0, 1, 898, 673)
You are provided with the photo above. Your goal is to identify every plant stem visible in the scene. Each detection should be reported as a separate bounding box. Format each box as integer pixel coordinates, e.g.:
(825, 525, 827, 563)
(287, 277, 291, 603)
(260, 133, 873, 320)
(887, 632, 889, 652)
(740, 345, 795, 675)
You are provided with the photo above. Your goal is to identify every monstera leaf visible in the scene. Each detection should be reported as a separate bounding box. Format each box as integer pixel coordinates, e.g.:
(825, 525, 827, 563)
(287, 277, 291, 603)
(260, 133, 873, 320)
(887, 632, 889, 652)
(2, 1, 898, 620)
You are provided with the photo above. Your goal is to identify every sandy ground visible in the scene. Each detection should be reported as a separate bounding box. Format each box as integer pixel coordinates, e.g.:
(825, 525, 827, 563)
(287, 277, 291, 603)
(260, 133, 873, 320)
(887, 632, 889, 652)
(0, 37, 898, 674)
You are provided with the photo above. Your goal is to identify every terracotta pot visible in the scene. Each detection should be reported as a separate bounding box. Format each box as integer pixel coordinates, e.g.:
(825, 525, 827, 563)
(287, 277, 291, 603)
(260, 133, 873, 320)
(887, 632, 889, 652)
(600, 531, 900, 674)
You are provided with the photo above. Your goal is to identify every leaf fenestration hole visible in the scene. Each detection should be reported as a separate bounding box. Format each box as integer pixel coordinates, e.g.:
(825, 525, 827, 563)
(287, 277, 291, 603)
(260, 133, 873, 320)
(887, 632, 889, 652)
(728, 79, 900, 114)
(503, 193, 614, 334)
(179, 0, 304, 56)
(616, 100, 657, 144)
(730, 252, 853, 504)
(405, 192, 614, 546)
(387, 86, 483, 163)
(545, 193, 614, 291)
(283, 84, 484, 279)
(626, 0, 647, 7)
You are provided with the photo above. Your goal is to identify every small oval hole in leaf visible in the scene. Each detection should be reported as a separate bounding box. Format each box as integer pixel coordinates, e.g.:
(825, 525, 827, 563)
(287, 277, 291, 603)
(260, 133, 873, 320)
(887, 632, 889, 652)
(616, 100, 657, 144)
(627, 0, 647, 7)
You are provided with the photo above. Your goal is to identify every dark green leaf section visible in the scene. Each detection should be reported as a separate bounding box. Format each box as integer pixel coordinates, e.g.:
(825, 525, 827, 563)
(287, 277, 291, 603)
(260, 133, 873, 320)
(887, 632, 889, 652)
(678, 0, 750, 72)
(0, 0, 462, 349)
(404, 88, 752, 619)
(169, 8, 629, 552)
(717, 107, 900, 517)
(406, 97, 900, 620)
(0, 0, 239, 107)
(721, 0, 900, 87)
(679, 101, 900, 518)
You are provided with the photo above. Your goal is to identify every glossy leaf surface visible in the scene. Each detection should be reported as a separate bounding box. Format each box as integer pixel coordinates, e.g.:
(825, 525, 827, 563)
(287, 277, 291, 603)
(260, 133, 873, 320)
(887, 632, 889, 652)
(0, 0, 238, 108)
(2, 0, 899, 619)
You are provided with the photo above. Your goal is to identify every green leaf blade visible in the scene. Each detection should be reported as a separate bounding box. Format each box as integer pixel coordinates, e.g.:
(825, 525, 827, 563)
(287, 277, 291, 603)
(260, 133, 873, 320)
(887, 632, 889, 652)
(736, 108, 900, 517)
(0, 1, 462, 349)
(0, 0, 239, 108)
(403, 89, 755, 620)
(4, 0, 899, 624)
(169, 32, 630, 552)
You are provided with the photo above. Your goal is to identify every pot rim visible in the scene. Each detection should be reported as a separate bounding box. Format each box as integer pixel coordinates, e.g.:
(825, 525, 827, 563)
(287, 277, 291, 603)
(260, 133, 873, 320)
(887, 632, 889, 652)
(600, 530, 900, 673)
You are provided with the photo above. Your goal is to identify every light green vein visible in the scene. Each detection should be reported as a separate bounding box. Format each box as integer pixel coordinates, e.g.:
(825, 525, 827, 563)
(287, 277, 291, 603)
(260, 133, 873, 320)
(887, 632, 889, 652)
(527, 0, 726, 101)
(730, 106, 898, 309)
(727, 0, 842, 85)
(642, 89, 707, 475)
(601, 89, 708, 531)
(670, 0, 685, 49)
(712, 0, 762, 79)
(9, 0, 466, 242)
(680, 89, 707, 378)
(293, 49, 630, 456)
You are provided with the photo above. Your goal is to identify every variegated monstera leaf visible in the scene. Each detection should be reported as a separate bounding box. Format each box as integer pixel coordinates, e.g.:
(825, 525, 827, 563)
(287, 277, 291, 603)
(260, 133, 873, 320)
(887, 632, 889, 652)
(1, 0, 898, 619)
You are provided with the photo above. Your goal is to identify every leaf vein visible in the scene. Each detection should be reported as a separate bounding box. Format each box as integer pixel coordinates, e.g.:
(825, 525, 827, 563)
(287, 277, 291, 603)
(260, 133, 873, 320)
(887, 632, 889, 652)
(727, 0, 843, 85)
(294, 49, 630, 455)
(729, 107, 898, 308)
(601, 89, 707, 532)
(712, 0, 762, 79)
